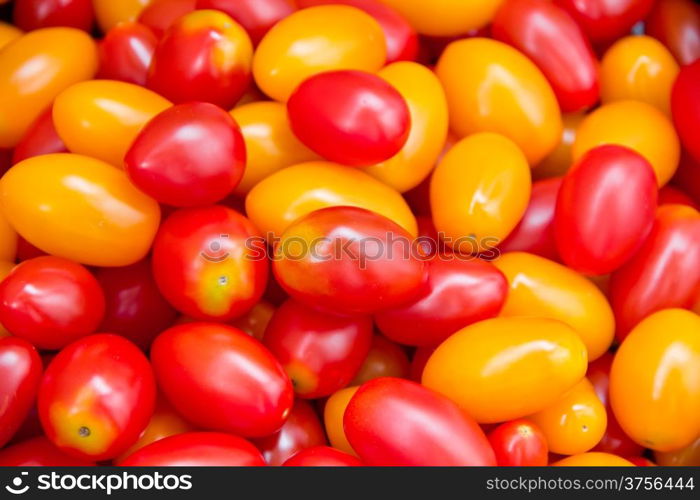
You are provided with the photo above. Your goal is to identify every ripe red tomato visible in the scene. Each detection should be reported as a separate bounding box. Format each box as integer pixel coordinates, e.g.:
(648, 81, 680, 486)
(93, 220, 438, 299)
(138, 0, 196, 38)
(13, 0, 94, 32)
(350, 335, 410, 385)
(150, 323, 294, 437)
(263, 299, 373, 398)
(647, 0, 700, 66)
(12, 107, 67, 164)
(344, 377, 496, 466)
(283, 446, 363, 466)
(487, 419, 549, 466)
(125, 102, 246, 207)
(0, 436, 95, 466)
(672, 60, 700, 165)
(287, 70, 410, 167)
(0, 256, 105, 350)
(38, 334, 156, 461)
(197, 0, 296, 44)
(97, 22, 158, 86)
(555, 145, 658, 276)
(409, 345, 435, 382)
(659, 185, 699, 209)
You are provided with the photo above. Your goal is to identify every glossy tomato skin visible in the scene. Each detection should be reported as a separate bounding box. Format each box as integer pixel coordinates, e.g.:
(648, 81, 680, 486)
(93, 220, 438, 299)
(197, 0, 296, 44)
(119, 432, 265, 466)
(555, 145, 658, 276)
(0, 436, 95, 466)
(0, 338, 42, 447)
(283, 446, 363, 466)
(646, 0, 700, 66)
(263, 299, 373, 398)
(344, 377, 496, 466)
(138, 0, 196, 37)
(287, 70, 410, 167)
(487, 420, 549, 466)
(150, 323, 293, 437)
(13, 0, 94, 32)
(92, 0, 154, 32)
(39, 334, 156, 461)
(11, 107, 67, 164)
(125, 102, 246, 206)
(0, 257, 105, 351)
(672, 61, 700, 165)
(97, 22, 158, 86)
(350, 335, 410, 385)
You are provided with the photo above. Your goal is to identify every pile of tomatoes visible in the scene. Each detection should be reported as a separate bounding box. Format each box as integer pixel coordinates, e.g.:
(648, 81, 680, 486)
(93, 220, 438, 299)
(0, 0, 699, 468)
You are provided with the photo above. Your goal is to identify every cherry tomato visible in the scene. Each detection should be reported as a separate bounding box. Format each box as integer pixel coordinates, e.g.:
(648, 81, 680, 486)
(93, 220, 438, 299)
(197, 0, 296, 44)
(487, 419, 549, 467)
(323, 386, 358, 456)
(138, 0, 196, 37)
(673, 153, 700, 206)
(655, 437, 700, 466)
(97, 22, 158, 86)
(0, 205, 18, 263)
(349, 335, 410, 385)
(283, 446, 363, 466)
(0, 338, 41, 447)
(533, 112, 585, 180)
(672, 60, 700, 165)
(151, 323, 293, 437)
(93, 0, 153, 32)
(0, 22, 22, 50)
(230, 301, 275, 341)
(39, 334, 156, 461)
(409, 345, 435, 382)
(119, 432, 265, 466)
(0, 436, 95, 466)
(13, 0, 94, 32)
(646, 0, 700, 66)
(12, 107, 67, 164)
(658, 185, 699, 209)
(553, 452, 635, 466)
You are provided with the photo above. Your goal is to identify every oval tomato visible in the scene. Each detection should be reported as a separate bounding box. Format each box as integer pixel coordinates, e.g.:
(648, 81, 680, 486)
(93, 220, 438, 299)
(283, 446, 363, 466)
(197, 0, 295, 44)
(647, 0, 700, 66)
(487, 419, 549, 467)
(533, 112, 585, 180)
(92, 0, 153, 32)
(350, 335, 410, 385)
(655, 437, 700, 467)
(0, 436, 95, 466)
(13, 0, 94, 32)
(231, 301, 275, 341)
(138, 0, 195, 37)
(672, 60, 700, 165)
(323, 386, 358, 456)
(553, 452, 635, 466)
(12, 107, 68, 164)
(97, 22, 158, 86)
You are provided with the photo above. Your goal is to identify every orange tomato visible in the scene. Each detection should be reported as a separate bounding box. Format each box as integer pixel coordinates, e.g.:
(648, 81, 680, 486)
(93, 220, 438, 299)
(323, 386, 359, 456)
(230, 301, 276, 341)
(553, 452, 634, 466)
(93, 0, 155, 32)
(533, 112, 585, 180)
(0, 22, 22, 50)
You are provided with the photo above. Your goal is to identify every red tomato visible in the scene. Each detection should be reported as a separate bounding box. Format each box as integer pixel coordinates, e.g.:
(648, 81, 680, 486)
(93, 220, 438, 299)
(658, 185, 699, 209)
(0, 256, 105, 350)
(0, 338, 42, 447)
(672, 60, 700, 165)
(95, 260, 178, 351)
(283, 446, 363, 466)
(646, 0, 700, 66)
(287, 70, 410, 167)
(13, 0, 94, 32)
(263, 299, 373, 399)
(0, 436, 95, 466)
(673, 153, 700, 206)
(152, 206, 268, 321)
(38, 334, 156, 461)
(196, 0, 296, 44)
(555, 145, 658, 276)
(409, 345, 435, 382)
(628, 456, 657, 466)
(492, 0, 599, 112)
(344, 377, 496, 466)
(16, 237, 48, 262)
(12, 107, 67, 164)
(487, 419, 549, 466)
(119, 432, 265, 466)
(150, 323, 293, 437)
(350, 335, 410, 385)
(252, 400, 327, 465)
(125, 102, 246, 207)
(97, 22, 158, 86)
(138, 0, 196, 38)
(374, 258, 507, 347)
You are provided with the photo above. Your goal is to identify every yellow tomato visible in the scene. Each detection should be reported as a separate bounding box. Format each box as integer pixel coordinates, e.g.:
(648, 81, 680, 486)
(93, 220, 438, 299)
(422, 317, 588, 423)
(573, 100, 680, 186)
(230, 102, 319, 195)
(610, 309, 700, 452)
(246, 161, 417, 239)
(431, 134, 530, 254)
(253, 5, 386, 102)
(533, 112, 585, 180)
(365, 62, 449, 193)
(0, 22, 22, 50)
(0, 154, 161, 267)
(655, 437, 700, 466)
(324, 386, 359, 457)
(0, 28, 98, 148)
(53, 80, 171, 167)
(600, 36, 679, 116)
(553, 452, 634, 466)
(436, 38, 562, 165)
(93, 0, 154, 32)
(494, 252, 615, 361)
(528, 378, 607, 456)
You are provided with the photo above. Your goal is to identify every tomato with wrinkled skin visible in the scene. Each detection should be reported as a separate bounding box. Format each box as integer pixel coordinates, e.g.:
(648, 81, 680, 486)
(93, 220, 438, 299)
(12, 108, 67, 164)
(93, 0, 154, 32)
(39, 334, 156, 461)
(350, 335, 410, 385)
(672, 60, 700, 165)
(647, 0, 700, 66)
(151, 323, 293, 437)
(138, 0, 195, 37)
(283, 446, 363, 466)
(0, 22, 22, 50)
(324, 386, 358, 456)
(487, 420, 549, 467)
(533, 113, 585, 180)
(655, 437, 700, 466)
(13, 0, 93, 32)
(97, 22, 158, 86)
(436, 38, 562, 165)
(1, 154, 161, 267)
(553, 452, 634, 466)
(0, 436, 95, 466)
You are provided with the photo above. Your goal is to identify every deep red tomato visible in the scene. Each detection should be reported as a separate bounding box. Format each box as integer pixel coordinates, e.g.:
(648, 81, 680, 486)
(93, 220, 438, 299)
(0, 436, 96, 466)
(409, 345, 435, 382)
(196, 0, 296, 44)
(374, 257, 507, 347)
(252, 399, 327, 465)
(672, 153, 700, 206)
(344, 377, 496, 466)
(283, 446, 363, 466)
(152, 206, 268, 321)
(658, 185, 699, 209)
(0, 256, 105, 350)
(350, 334, 410, 385)
(13, 0, 94, 32)
(492, 0, 599, 112)
(0, 338, 42, 447)
(487, 419, 549, 466)
(646, 0, 700, 66)
(151, 323, 293, 437)
(138, 0, 196, 38)
(555, 145, 658, 276)
(95, 259, 178, 351)
(12, 107, 67, 164)
(38, 334, 156, 461)
(287, 70, 410, 167)
(16, 237, 48, 262)
(119, 432, 265, 466)
(672, 60, 700, 165)
(263, 299, 373, 398)
(97, 22, 158, 86)
(628, 457, 657, 466)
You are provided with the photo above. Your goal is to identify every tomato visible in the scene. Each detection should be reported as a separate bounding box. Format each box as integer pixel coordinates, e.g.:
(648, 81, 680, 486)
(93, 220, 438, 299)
(283, 446, 363, 466)
(147, 10, 253, 108)
(659, 186, 699, 209)
(601, 36, 679, 116)
(0, 28, 97, 148)
(423, 317, 587, 423)
(196, 0, 295, 44)
(533, 112, 585, 180)
(12, 107, 67, 164)
(655, 437, 700, 466)
(152, 206, 267, 321)
(273, 206, 424, 315)
(609, 205, 700, 338)
(93, 0, 153, 32)
(494, 252, 615, 361)
(53, 80, 171, 167)
(553, 452, 635, 466)
(150, 323, 293, 437)
(574, 101, 680, 188)
(246, 161, 417, 240)
(39, 334, 156, 461)
(0, 22, 22, 50)
(647, 0, 700, 66)
(252, 5, 386, 102)
(324, 386, 358, 456)
(345, 377, 495, 466)
(13, 0, 94, 32)
(287, 70, 410, 167)
(253, 400, 326, 466)
(350, 335, 410, 385)
(231, 301, 275, 341)
(97, 22, 158, 86)
(436, 38, 562, 165)
(0, 338, 42, 447)
(0, 204, 17, 263)
(673, 153, 700, 206)
(487, 420, 548, 467)
(555, 145, 658, 275)
(0, 436, 95, 466)
(672, 60, 700, 165)
(263, 299, 372, 398)
(1, 154, 161, 267)
(119, 432, 265, 466)
(610, 309, 700, 452)
(138, 0, 195, 37)
(409, 346, 435, 382)
(95, 260, 177, 351)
